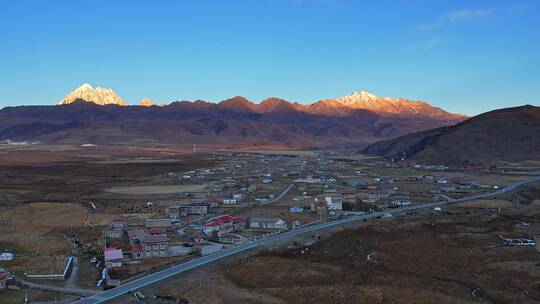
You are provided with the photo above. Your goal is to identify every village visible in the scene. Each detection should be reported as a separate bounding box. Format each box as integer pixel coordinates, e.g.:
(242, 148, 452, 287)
(1, 149, 539, 303)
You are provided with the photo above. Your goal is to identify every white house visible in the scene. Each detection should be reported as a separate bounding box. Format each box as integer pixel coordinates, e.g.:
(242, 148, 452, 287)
(0, 252, 13, 261)
(391, 195, 411, 206)
(248, 218, 287, 231)
(325, 195, 343, 211)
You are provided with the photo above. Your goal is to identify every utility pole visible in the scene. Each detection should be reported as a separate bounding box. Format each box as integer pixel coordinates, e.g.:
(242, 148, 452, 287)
(199, 271, 203, 288)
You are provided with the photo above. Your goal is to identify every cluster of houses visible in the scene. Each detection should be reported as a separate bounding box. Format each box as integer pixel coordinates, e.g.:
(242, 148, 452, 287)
(102, 205, 292, 269)
(128, 228, 170, 259)
(99, 154, 493, 275)
(103, 216, 177, 271)
(202, 215, 288, 238)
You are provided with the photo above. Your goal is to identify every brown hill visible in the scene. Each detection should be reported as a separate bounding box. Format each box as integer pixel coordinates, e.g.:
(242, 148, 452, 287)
(363, 105, 540, 163)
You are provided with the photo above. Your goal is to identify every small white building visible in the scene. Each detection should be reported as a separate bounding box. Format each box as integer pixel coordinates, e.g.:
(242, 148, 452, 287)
(0, 252, 13, 261)
(223, 199, 237, 205)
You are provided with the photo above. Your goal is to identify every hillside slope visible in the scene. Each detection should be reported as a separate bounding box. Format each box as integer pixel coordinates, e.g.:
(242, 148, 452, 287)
(363, 105, 540, 163)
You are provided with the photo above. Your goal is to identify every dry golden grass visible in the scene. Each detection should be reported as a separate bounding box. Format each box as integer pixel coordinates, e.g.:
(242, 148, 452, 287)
(1, 255, 70, 274)
(0, 202, 87, 255)
(0, 203, 89, 274)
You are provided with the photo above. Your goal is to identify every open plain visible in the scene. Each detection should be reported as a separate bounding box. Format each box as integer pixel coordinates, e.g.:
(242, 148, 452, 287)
(1, 143, 539, 304)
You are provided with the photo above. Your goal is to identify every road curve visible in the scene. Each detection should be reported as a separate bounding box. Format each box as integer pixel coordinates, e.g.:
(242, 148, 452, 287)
(72, 175, 540, 304)
(259, 183, 294, 205)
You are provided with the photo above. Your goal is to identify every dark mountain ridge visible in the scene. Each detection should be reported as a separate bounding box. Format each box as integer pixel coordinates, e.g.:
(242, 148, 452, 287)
(363, 105, 540, 163)
(0, 94, 467, 149)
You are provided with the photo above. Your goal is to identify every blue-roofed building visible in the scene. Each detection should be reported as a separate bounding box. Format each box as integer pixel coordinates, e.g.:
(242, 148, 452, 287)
(289, 206, 304, 213)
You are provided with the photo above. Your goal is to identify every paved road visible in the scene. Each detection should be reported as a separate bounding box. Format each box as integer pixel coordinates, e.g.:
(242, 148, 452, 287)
(65, 257, 79, 289)
(259, 183, 294, 205)
(16, 275, 100, 297)
(72, 175, 540, 304)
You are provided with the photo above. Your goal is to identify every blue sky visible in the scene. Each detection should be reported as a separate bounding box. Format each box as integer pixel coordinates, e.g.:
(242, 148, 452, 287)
(0, 0, 538, 115)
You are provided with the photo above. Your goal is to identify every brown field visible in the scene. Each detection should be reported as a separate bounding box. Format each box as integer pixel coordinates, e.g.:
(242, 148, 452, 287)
(329, 154, 383, 161)
(0, 202, 87, 254)
(0, 144, 216, 293)
(90, 159, 184, 164)
(238, 150, 317, 157)
(0, 145, 216, 207)
(0, 202, 89, 274)
(220, 214, 540, 304)
(105, 184, 206, 195)
(455, 198, 515, 209)
(1, 288, 77, 304)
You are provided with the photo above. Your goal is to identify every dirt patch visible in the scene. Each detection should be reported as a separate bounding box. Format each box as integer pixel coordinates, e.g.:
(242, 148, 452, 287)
(105, 184, 206, 195)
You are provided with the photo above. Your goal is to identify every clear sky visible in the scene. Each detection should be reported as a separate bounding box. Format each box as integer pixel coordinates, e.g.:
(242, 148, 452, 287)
(0, 0, 538, 115)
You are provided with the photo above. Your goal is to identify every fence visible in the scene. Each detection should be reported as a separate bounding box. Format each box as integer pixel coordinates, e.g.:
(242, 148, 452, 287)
(26, 256, 74, 280)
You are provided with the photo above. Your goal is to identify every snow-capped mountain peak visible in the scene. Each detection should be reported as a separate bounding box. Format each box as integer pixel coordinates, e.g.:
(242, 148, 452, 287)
(58, 83, 127, 106)
(139, 98, 163, 107)
(346, 90, 378, 100)
(337, 90, 383, 109)
(78, 83, 93, 90)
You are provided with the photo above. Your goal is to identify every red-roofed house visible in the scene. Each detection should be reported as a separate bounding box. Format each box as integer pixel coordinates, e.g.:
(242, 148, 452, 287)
(104, 247, 124, 270)
(203, 215, 245, 237)
(128, 229, 170, 259)
(0, 269, 7, 290)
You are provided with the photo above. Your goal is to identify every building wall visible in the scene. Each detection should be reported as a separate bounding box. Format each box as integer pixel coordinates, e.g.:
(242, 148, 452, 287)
(143, 243, 168, 258)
